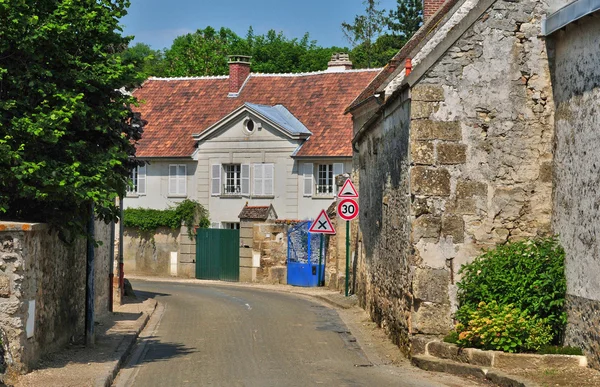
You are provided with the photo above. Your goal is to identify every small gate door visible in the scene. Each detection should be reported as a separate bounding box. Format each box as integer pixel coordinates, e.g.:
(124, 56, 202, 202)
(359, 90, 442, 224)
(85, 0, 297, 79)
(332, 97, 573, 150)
(196, 228, 240, 282)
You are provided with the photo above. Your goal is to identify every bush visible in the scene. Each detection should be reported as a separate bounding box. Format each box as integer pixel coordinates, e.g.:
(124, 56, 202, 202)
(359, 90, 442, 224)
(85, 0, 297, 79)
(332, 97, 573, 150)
(537, 345, 583, 356)
(123, 199, 209, 238)
(455, 301, 552, 353)
(456, 237, 566, 342)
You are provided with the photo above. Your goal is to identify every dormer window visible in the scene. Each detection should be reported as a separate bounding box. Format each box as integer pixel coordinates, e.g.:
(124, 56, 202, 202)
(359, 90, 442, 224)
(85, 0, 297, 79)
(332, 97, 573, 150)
(244, 118, 255, 134)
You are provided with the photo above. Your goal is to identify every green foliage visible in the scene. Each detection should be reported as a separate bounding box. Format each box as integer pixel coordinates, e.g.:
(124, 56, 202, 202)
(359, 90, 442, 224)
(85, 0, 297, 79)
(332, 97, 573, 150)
(454, 301, 553, 353)
(0, 0, 145, 240)
(456, 237, 567, 342)
(443, 330, 459, 345)
(387, 0, 423, 41)
(120, 42, 165, 79)
(342, 0, 386, 68)
(123, 199, 209, 239)
(537, 345, 583, 356)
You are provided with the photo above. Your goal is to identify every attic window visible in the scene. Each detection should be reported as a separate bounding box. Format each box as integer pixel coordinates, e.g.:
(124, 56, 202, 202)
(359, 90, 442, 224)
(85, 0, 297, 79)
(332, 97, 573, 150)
(245, 118, 255, 133)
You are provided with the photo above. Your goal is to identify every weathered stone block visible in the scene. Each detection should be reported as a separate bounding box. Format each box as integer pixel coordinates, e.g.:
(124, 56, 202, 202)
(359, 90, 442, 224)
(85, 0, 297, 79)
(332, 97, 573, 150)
(411, 85, 444, 102)
(412, 267, 449, 303)
(0, 275, 10, 297)
(412, 197, 433, 217)
(446, 199, 477, 215)
(411, 141, 434, 165)
(437, 143, 467, 164)
(411, 101, 438, 119)
(539, 161, 552, 183)
(412, 120, 462, 141)
(456, 180, 487, 198)
(413, 215, 441, 241)
(412, 301, 453, 335)
(411, 167, 451, 196)
(442, 215, 465, 243)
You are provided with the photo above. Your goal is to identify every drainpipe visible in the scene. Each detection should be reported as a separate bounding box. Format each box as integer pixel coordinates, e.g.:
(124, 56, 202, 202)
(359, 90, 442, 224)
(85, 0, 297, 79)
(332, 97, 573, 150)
(108, 218, 115, 312)
(405, 58, 412, 76)
(85, 202, 96, 346)
(119, 196, 124, 300)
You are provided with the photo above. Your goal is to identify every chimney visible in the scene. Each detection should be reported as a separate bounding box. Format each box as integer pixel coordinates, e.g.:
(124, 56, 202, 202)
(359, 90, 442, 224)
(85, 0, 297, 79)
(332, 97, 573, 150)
(326, 53, 353, 72)
(228, 55, 251, 95)
(423, 0, 448, 22)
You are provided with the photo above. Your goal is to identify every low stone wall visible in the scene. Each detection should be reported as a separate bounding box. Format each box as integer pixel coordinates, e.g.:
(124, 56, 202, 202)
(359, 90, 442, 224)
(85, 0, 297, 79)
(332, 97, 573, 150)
(0, 220, 111, 375)
(253, 223, 287, 283)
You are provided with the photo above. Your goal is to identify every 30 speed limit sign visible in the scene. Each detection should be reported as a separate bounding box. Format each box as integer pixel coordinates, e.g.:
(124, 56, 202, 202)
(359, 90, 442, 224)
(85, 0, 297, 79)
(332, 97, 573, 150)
(337, 198, 359, 221)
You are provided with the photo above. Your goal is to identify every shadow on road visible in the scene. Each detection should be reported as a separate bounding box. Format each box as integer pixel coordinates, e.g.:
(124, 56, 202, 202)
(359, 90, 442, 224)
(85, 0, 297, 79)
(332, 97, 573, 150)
(128, 336, 196, 366)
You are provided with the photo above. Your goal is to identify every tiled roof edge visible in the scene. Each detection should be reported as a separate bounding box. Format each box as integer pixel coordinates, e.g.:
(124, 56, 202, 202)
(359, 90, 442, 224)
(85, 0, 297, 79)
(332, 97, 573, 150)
(146, 68, 381, 82)
(148, 75, 229, 81)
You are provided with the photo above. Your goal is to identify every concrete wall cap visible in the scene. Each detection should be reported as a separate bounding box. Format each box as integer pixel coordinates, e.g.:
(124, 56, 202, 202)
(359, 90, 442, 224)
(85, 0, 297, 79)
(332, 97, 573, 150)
(0, 221, 48, 232)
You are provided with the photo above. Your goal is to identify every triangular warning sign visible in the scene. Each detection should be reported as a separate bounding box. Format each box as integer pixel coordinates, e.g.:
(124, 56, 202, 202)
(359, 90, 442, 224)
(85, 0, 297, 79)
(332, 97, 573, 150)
(308, 209, 336, 234)
(338, 179, 358, 198)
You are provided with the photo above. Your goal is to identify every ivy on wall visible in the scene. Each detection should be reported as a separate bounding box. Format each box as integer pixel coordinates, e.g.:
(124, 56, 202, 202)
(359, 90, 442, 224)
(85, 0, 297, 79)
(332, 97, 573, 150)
(123, 199, 209, 238)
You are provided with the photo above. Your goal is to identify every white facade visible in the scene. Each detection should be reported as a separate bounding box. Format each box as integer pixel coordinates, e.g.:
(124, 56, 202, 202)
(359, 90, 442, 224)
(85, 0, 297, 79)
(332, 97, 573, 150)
(124, 107, 350, 226)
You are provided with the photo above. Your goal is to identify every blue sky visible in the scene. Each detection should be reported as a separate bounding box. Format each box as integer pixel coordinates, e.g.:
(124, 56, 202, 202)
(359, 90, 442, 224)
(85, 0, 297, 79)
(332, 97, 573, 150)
(121, 0, 398, 50)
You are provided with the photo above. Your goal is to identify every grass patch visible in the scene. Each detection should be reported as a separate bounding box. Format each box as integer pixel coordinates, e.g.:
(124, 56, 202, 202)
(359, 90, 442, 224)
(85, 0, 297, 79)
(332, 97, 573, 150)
(537, 345, 583, 356)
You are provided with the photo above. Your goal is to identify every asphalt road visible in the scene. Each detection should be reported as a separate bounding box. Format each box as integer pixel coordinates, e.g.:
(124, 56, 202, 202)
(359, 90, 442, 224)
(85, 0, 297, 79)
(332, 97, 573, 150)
(115, 280, 487, 387)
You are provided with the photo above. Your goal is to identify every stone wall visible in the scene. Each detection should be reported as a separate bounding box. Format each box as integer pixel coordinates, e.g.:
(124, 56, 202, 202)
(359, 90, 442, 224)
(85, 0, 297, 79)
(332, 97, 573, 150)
(549, 14, 600, 369)
(122, 227, 180, 277)
(0, 220, 111, 376)
(355, 94, 413, 354)
(354, 0, 555, 353)
(253, 223, 287, 283)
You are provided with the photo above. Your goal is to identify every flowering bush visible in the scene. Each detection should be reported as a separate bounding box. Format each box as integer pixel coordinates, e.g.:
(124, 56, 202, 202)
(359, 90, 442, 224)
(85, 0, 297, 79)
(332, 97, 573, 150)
(454, 301, 553, 353)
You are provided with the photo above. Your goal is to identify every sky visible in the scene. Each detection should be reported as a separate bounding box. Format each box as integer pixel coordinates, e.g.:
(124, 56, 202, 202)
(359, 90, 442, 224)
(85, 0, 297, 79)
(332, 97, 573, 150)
(121, 0, 398, 50)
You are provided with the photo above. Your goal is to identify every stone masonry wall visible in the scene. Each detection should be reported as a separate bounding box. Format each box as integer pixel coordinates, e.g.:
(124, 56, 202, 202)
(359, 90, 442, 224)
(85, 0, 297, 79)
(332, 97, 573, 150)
(355, 94, 413, 354)
(0, 220, 110, 376)
(409, 0, 555, 333)
(123, 227, 179, 277)
(549, 14, 600, 369)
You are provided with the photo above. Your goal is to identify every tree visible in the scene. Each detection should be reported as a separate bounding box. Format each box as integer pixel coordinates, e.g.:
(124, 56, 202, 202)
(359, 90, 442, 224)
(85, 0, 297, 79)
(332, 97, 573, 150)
(387, 0, 423, 42)
(162, 26, 246, 76)
(341, 0, 386, 68)
(121, 42, 165, 78)
(0, 0, 145, 239)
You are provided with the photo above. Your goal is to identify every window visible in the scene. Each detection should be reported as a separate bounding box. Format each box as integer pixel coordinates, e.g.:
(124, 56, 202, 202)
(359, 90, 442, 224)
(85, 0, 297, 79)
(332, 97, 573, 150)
(127, 164, 146, 195)
(253, 164, 274, 196)
(224, 164, 241, 195)
(169, 164, 186, 196)
(222, 222, 240, 230)
(316, 164, 334, 195)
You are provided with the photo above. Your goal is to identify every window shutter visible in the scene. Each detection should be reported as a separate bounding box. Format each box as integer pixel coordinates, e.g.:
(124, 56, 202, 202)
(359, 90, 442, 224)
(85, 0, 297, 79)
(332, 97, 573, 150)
(169, 165, 177, 195)
(264, 164, 274, 196)
(178, 165, 186, 195)
(211, 222, 220, 229)
(254, 164, 264, 196)
(333, 163, 344, 178)
(211, 164, 221, 196)
(138, 164, 147, 195)
(241, 164, 250, 196)
(303, 163, 313, 197)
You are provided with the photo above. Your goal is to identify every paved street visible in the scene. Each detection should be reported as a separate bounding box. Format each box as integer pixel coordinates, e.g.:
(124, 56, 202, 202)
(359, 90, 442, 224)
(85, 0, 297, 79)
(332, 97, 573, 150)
(115, 280, 487, 387)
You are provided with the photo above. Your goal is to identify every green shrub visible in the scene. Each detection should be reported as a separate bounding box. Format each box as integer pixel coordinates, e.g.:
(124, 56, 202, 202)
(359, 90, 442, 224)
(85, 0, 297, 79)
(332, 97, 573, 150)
(456, 237, 566, 342)
(123, 199, 209, 238)
(455, 301, 552, 353)
(537, 345, 583, 356)
(443, 330, 459, 345)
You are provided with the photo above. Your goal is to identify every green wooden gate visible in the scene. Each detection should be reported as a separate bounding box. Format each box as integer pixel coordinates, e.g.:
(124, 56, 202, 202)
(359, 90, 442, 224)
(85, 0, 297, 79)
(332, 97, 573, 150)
(195, 228, 240, 281)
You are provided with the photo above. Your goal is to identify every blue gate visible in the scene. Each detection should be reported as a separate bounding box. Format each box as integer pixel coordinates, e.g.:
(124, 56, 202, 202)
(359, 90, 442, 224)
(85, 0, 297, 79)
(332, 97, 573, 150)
(287, 221, 326, 287)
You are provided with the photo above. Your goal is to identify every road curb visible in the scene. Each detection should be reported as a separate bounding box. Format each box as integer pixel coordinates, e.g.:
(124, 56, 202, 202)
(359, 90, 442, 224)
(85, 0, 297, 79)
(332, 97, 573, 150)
(94, 299, 158, 387)
(411, 355, 538, 387)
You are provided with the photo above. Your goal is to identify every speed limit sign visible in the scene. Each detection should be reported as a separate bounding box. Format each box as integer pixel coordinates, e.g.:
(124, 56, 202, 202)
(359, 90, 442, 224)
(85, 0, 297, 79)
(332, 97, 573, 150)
(337, 198, 359, 221)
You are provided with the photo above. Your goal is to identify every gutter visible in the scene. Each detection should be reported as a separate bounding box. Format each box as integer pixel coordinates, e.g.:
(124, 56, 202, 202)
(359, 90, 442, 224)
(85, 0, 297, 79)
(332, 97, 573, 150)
(542, 0, 600, 36)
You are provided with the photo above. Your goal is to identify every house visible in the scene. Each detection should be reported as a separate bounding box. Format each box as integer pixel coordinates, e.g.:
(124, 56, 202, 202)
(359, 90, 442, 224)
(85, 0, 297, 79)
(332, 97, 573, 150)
(127, 54, 379, 229)
(347, 0, 566, 356)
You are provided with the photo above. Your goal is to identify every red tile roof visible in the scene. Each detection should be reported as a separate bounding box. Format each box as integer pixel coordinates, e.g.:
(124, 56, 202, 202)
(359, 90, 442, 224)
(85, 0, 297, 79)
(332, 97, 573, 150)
(133, 70, 379, 158)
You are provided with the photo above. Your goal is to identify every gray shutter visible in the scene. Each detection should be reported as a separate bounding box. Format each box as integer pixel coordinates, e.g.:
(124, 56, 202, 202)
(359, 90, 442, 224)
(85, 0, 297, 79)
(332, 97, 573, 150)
(178, 165, 186, 195)
(254, 164, 264, 196)
(138, 164, 147, 195)
(241, 164, 250, 196)
(264, 164, 274, 196)
(169, 165, 177, 195)
(211, 164, 221, 196)
(303, 163, 313, 197)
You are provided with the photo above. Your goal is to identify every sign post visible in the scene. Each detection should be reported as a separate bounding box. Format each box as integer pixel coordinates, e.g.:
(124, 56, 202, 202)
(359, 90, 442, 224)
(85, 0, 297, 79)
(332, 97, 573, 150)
(337, 180, 359, 297)
(309, 209, 336, 287)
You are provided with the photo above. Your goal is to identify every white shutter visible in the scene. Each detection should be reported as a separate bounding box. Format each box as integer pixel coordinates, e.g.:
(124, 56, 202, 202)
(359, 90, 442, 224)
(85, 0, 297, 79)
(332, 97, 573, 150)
(253, 164, 264, 196)
(333, 163, 344, 178)
(178, 165, 186, 195)
(211, 164, 221, 196)
(264, 164, 274, 196)
(210, 222, 220, 229)
(169, 165, 177, 195)
(138, 164, 146, 195)
(303, 163, 313, 197)
(241, 164, 250, 196)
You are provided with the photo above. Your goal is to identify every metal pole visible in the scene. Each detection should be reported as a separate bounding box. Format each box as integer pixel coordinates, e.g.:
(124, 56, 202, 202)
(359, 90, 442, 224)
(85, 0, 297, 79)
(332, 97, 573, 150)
(345, 220, 350, 297)
(108, 219, 115, 313)
(318, 234, 324, 286)
(118, 196, 124, 300)
(85, 203, 95, 346)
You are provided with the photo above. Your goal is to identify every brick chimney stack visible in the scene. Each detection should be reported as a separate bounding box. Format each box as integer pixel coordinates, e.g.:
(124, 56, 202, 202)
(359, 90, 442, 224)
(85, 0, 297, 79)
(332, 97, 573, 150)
(228, 55, 251, 95)
(423, 0, 447, 21)
(326, 53, 353, 72)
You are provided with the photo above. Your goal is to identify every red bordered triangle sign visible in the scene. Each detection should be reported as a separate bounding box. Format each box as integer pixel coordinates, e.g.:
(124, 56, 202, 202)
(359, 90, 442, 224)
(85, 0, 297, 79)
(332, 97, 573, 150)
(308, 209, 336, 234)
(338, 179, 359, 198)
